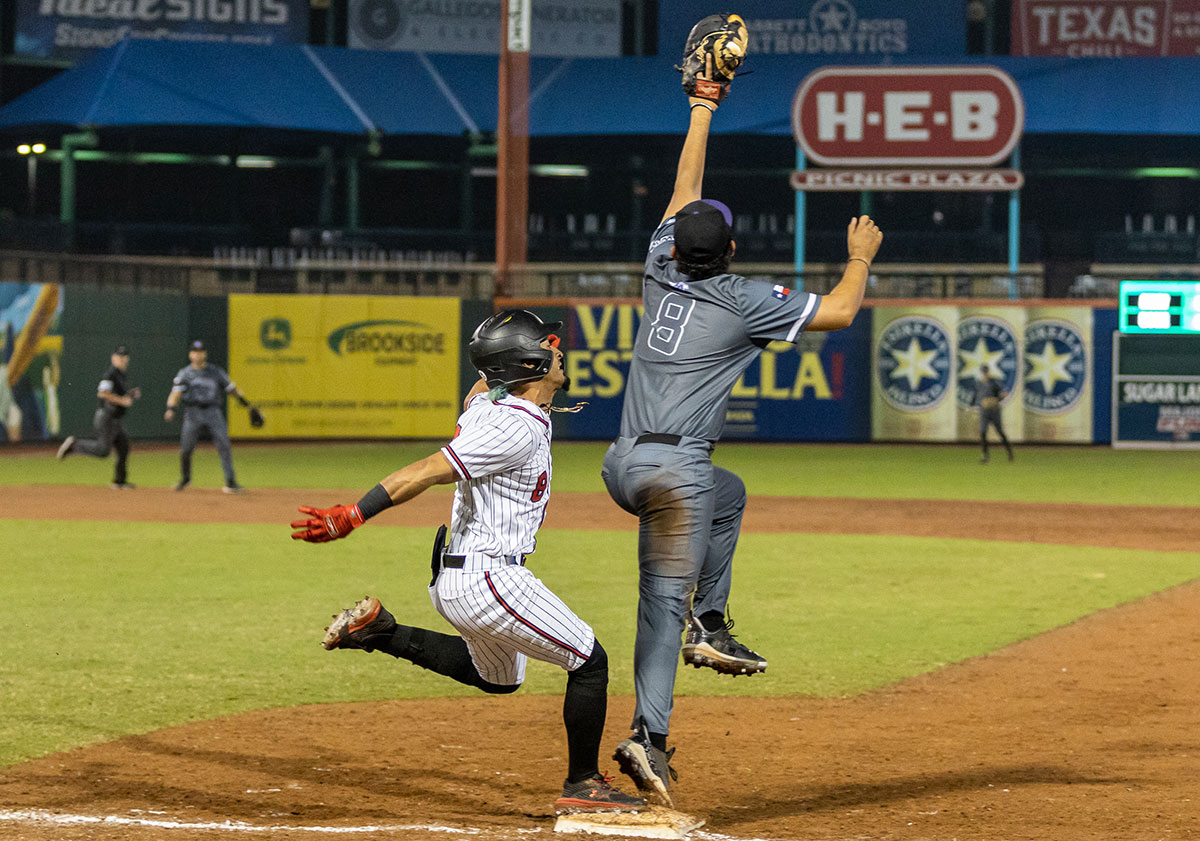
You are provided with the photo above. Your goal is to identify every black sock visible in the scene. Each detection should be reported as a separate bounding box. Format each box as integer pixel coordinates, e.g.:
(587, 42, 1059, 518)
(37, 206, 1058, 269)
(382, 626, 517, 694)
(649, 731, 668, 752)
(699, 610, 725, 632)
(564, 642, 608, 784)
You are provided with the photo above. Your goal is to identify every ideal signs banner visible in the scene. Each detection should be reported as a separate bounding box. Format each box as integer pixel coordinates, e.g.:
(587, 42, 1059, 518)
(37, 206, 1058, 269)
(0, 283, 63, 444)
(1023, 306, 1093, 442)
(871, 306, 958, 441)
(956, 306, 1025, 442)
(549, 301, 869, 441)
(15, 0, 308, 63)
(659, 0, 965, 58)
(348, 0, 621, 56)
(1012, 0, 1200, 56)
(228, 294, 460, 438)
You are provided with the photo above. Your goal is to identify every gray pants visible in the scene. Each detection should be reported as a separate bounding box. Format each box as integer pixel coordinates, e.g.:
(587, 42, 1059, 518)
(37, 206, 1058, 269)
(180, 405, 236, 485)
(73, 407, 129, 484)
(601, 435, 746, 736)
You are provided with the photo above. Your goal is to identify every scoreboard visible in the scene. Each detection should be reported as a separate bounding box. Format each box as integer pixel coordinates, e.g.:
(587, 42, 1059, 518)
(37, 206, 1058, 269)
(1119, 280, 1200, 334)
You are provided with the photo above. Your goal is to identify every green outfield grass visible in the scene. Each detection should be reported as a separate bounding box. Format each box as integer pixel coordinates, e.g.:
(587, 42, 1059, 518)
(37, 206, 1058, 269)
(7, 440, 1200, 505)
(2, 518, 1198, 766)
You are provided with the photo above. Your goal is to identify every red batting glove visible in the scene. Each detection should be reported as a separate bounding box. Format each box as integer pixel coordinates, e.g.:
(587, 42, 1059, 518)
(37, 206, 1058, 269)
(290, 504, 366, 543)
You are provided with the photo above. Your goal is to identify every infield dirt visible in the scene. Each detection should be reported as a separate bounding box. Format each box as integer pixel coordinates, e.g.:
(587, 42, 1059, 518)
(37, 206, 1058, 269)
(2, 485, 1198, 840)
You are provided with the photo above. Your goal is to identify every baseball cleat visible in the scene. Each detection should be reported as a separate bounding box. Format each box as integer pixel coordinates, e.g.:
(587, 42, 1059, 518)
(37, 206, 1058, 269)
(681, 614, 767, 676)
(174, 480, 190, 491)
(110, 482, 137, 490)
(555, 773, 646, 812)
(322, 596, 397, 651)
(612, 722, 676, 808)
(222, 483, 247, 494)
(56, 436, 75, 460)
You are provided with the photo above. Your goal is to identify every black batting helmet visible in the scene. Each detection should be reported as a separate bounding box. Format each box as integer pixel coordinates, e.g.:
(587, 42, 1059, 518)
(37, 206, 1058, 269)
(469, 309, 563, 388)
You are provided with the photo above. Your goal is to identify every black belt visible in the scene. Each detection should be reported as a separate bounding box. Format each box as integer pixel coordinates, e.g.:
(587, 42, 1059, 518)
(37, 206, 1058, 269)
(187, 403, 217, 410)
(634, 433, 715, 454)
(441, 553, 525, 568)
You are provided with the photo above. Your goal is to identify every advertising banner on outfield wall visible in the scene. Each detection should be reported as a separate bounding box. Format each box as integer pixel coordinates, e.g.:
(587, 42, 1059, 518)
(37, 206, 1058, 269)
(658, 0, 965, 59)
(228, 294, 460, 438)
(15, 0, 309, 63)
(0, 283, 63, 444)
(1023, 306, 1093, 442)
(1012, 0, 1200, 57)
(526, 301, 870, 441)
(348, 0, 621, 56)
(871, 305, 958, 441)
(956, 306, 1025, 443)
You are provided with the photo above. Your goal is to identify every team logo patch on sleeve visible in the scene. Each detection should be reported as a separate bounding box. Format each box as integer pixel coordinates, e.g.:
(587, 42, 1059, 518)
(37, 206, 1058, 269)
(772, 285, 791, 300)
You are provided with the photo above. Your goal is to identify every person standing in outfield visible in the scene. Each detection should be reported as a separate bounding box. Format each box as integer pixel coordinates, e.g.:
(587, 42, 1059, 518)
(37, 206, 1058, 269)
(164, 340, 248, 493)
(290, 310, 645, 814)
(56, 345, 140, 489)
(976, 365, 1014, 463)
(601, 68, 883, 807)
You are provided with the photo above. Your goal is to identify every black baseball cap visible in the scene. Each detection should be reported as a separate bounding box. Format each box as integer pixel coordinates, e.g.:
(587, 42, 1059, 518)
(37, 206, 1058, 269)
(113, 345, 129, 356)
(190, 340, 206, 351)
(674, 199, 733, 265)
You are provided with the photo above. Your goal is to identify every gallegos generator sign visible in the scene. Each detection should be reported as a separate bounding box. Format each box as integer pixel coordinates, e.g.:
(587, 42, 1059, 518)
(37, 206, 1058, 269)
(227, 294, 459, 438)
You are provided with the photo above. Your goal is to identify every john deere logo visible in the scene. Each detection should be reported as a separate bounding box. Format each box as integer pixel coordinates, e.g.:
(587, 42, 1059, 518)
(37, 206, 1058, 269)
(260, 319, 291, 350)
(327, 320, 445, 357)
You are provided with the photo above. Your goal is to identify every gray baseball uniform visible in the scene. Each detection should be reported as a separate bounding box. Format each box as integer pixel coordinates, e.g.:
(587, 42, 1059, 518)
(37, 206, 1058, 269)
(601, 214, 820, 736)
(172, 363, 238, 486)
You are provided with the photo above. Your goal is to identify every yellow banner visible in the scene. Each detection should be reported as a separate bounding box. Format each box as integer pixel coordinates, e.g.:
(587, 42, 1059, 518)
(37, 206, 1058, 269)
(228, 294, 460, 438)
(872, 305, 959, 441)
(1023, 306, 1092, 443)
(956, 306, 1025, 442)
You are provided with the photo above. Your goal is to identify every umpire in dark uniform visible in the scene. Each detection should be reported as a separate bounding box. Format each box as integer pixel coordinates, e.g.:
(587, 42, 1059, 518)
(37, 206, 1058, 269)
(56, 345, 140, 489)
(164, 340, 248, 493)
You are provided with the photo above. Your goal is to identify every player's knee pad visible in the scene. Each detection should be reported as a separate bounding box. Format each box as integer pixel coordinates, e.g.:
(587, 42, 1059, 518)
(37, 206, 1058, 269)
(567, 639, 608, 690)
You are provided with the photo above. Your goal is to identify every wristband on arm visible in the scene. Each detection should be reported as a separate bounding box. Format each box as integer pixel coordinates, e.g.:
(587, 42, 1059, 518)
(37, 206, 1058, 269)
(355, 483, 395, 521)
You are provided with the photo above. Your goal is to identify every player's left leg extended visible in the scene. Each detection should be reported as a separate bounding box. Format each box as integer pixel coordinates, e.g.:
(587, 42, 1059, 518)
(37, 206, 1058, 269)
(111, 421, 130, 486)
(206, 412, 237, 487)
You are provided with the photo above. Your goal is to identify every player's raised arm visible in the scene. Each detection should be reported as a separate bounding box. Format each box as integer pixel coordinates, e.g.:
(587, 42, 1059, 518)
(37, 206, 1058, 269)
(661, 16, 747, 224)
(291, 452, 458, 543)
(806, 215, 884, 332)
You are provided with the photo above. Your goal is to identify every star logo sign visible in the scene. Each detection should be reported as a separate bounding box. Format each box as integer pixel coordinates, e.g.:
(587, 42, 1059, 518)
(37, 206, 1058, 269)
(890, 338, 939, 390)
(810, 0, 857, 33)
(956, 317, 1019, 408)
(1023, 319, 1087, 415)
(1025, 342, 1073, 394)
(876, 316, 952, 411)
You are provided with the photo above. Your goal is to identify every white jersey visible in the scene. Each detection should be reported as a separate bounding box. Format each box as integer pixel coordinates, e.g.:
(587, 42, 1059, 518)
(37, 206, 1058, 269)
(440, 392, 552, 558)
(433, 391, 592, 684)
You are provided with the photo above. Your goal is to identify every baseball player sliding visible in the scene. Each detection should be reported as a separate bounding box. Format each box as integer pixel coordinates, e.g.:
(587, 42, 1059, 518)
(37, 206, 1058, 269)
(601, 20, 884, 807)
(291, 310, 645, 814)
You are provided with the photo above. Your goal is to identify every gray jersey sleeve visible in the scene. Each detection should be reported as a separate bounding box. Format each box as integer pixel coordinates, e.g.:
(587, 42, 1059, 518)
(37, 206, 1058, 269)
(736, 281, 821, 344)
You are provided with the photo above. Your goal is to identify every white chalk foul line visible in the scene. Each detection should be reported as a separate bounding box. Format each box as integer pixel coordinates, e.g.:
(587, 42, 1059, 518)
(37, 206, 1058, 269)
(0, 809, 786, 841)
(0, 809, 481, 834)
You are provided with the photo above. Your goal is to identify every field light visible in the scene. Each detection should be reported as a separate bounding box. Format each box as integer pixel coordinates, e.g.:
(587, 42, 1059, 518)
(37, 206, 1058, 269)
(17, 143, 46, 155)
(17, 144, 31, 155)
(32, 143, 46, 154)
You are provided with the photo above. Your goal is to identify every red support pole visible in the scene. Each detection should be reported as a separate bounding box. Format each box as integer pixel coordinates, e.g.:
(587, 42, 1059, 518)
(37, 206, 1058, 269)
(496, 0, 530, 300)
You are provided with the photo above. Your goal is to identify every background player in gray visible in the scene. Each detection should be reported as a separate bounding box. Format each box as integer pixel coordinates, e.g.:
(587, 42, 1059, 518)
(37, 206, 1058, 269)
(602, 73, 883, 806)
(56, 344, 140, 489)
(975, 365, 1014, 463)
(164, 340, 248, 493)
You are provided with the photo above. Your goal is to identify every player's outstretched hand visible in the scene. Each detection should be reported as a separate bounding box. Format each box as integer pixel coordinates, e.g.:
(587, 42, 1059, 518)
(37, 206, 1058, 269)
(291, 504, 365, 543)
(847, 215, 883, 265)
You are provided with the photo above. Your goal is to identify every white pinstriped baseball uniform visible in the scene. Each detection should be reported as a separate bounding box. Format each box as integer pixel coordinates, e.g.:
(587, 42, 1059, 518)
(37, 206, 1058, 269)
(434, 391, 594, 686)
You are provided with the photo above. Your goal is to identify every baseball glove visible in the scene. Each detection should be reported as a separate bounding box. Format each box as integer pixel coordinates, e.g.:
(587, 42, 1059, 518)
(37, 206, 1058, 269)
(249, 406, 265, 428)
(677, 13, 748, 103)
